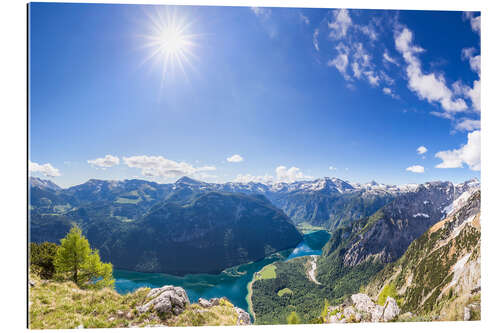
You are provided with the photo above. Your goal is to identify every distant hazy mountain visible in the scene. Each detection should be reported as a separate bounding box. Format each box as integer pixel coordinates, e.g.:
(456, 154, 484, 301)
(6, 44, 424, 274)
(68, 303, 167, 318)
(30, 177, 61, 191)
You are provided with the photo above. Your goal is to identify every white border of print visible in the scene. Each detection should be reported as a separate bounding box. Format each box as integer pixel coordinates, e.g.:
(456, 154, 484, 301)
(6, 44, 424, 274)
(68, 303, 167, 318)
(1, 1, 498, 333)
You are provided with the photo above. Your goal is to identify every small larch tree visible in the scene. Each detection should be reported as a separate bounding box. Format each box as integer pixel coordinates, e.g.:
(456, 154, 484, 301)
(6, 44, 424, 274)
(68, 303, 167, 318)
(287, 311, 301, 325)
(320, 298, 330, 323)
(53, 225, 114, 289)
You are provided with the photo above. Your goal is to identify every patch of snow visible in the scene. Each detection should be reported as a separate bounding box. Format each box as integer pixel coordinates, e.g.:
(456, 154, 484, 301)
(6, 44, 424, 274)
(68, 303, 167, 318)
(413, 213, 429, 218)
(442, 189, 476, 217)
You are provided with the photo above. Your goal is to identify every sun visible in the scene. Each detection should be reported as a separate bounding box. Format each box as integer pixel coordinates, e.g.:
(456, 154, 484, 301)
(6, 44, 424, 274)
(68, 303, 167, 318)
(141, 8, 198, 83)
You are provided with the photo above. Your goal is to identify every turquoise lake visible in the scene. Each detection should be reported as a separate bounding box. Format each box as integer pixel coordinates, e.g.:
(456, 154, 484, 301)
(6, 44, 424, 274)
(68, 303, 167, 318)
(113, 229, 330, 315)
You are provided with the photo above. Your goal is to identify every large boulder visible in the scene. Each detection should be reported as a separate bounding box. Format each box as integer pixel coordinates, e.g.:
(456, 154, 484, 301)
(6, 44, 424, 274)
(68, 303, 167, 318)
(351, 293, 375, 313)
(137, 286, 190, 316)
(382, 297, 400, 322)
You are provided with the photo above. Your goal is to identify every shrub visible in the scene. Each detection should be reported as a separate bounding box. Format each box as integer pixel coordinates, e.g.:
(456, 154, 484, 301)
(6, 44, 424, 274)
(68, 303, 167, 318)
(30, 242, 59, 279)
(287, 311, 301, 324)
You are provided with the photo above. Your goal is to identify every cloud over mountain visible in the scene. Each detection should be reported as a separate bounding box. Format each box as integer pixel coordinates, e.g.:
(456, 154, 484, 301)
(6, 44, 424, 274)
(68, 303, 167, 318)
(29, 161, 61, 177)
(406, 165, 425, 173)
(123, 155, 216, 179)
(435, 130, 480, 171)
(87, 155, 120, 169)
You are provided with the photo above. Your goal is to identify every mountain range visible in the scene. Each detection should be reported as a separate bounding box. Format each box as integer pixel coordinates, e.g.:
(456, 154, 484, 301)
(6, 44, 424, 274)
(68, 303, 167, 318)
(248, 177, 480, 324)
(29, 175, 479, 278)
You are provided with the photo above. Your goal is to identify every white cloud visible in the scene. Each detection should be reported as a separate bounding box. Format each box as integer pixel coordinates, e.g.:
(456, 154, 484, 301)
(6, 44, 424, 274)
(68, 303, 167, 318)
(226, 154, 244, 163)
(463, 12, 480, 34)
(328, 53, 349, 76)
(358, 24, 377, 41)
(324, 12, 388, 92)
(328, 43, 351, 79)
(382, 87, 398, 99)
(406, 165, 425, 173)
(365, 71, 380, 86)
(313, 29, 319, 51)
(234, 166, 312, 184)
(328, 9, 352, 40)
(395, 28, 468, 114)
(87, 154, 120, 169)
(276, 166, 312, 183)
(455, 118, 481, 132)
(468, 80, 480, 111)
(329, 166, 337, 171)
(29, 161, 61, 177)
(459, 47, 481, 112)
(352, 62, 361, 79)
(379, 71, 395, 86)
(123, 155, 216, 179)
(353, 43, 371, 69)
(250, 7, 271, 20)
(435, 130, 480, 171)
(461, 47, 480, 75)
(417, 146, 428, 154)
(469, 55, 481, 76)
(383, 50, 398, 66)
(234, 174, 273, 183)
(299, 12, 310, 25)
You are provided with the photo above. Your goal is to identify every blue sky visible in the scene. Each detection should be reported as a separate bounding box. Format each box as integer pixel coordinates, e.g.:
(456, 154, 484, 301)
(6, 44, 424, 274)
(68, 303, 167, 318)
(28, 3, 481, 188)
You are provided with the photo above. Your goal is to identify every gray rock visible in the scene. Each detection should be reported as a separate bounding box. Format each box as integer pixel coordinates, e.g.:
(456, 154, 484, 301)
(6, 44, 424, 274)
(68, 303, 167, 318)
(209, 297, 221, 306)
(382, 297, 400, 322)
(235, 307, 251, 325)
(351, 293, 376, 314)
(137, 285, 190, 316)
(198, 298, 212, 308)
(464, 306, 471, 321)
(343, 306, 356, 321)
(371, 305, 385, 322)
(399, 312, 413, 320)
(198, 297, 225, 308)
(116, 310, 124, 317)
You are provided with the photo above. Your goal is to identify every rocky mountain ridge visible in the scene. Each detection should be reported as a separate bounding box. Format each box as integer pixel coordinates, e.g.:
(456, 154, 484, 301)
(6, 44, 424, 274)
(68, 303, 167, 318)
(29, 176, 479, 231)
(363, 190, 481, 321)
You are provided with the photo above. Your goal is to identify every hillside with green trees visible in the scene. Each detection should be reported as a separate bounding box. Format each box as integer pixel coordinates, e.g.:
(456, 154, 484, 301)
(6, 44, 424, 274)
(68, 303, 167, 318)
(31, 181, 303, 275)
(29, 227, 250, 329)
(251, 257, 336, 324)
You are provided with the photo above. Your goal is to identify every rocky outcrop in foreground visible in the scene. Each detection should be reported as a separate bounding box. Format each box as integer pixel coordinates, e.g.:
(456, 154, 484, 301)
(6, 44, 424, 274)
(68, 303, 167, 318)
(328, 293, 400, 323)
(197, 297, 251, 325)
(137, 285, 190, 316)
(29, 275, 252, 329)
(135, 285, 251, 326)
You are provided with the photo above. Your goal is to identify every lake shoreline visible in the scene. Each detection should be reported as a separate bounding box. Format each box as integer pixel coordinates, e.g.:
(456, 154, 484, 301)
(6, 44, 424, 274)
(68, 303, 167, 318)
(113, 229, 331, 318)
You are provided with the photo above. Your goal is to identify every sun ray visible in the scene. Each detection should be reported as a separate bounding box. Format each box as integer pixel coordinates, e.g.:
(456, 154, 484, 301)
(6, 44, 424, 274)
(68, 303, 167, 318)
(140, 7, 200, 86)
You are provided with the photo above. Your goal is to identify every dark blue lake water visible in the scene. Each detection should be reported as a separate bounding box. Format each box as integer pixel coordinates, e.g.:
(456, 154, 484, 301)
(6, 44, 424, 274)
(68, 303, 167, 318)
(113, 230, 330, 315)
